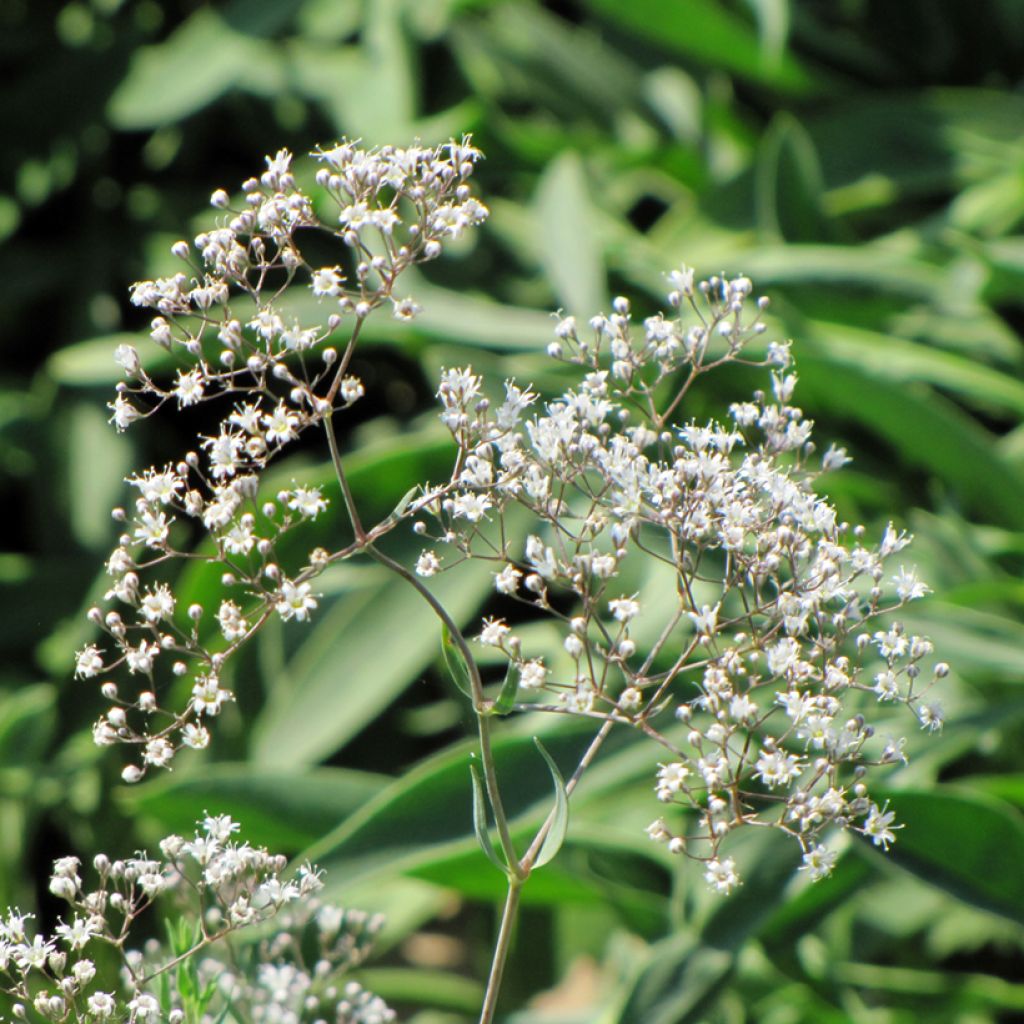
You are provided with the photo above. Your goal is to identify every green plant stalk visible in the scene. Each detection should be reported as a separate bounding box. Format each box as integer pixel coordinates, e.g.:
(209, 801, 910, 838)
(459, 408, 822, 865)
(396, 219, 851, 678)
(479, 876, 523, 1024)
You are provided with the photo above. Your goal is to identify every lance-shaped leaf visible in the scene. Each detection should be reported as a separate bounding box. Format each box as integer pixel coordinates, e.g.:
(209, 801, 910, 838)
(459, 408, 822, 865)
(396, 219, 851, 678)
(490, 660, 519, 716)
(533, 737, 570, 869)
(441, 623, 475, 701)
(469, 757, 509, 875)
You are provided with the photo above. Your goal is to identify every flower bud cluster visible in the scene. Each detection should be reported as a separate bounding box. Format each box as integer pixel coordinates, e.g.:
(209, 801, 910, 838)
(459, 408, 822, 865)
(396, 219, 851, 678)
(422, 271, 946, 892)
(0, 817, 392, 1024)
(83, 138, 488, 779)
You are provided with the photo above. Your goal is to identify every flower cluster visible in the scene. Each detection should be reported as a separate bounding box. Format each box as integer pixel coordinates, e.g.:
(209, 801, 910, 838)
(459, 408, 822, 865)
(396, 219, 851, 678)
(80, 138, 488, 779)
(418, 270, 947, 892)
(0, 816, 390, 1024)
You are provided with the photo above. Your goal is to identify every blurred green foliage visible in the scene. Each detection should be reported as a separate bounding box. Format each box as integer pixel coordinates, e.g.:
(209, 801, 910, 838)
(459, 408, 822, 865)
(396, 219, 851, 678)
(3, 0, 1024, 1020)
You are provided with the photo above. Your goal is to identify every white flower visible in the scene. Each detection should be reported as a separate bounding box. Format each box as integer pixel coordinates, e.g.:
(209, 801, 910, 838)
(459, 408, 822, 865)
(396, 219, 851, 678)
(452, 492, 491, 522)
(203, 813, 241, 842)
(917, 699, 944, 732)
(416, 551, 441, 577)
(75, 645, 104, 678)
(525, 535, 557, 578)
(87, 993, 117, 1019)
(230, 402, 263, 433)
(288, 485, 328, 519)
(202, 428, 245, 480)
(263, 403, 301, 444)
(133, 507, 171, 547)
(479, 618, 510, 647)
(873, 670, 899, 702)
(192, 674, 231, 716)
(222, 521, 255, 555)
(893, 565, 930, 601)
(494, 564, 522, 594)
(173, 369, 205, 406)
(704, 857, 740, 894)
(113, 344, 140, 375)
(518, 659, 546, 689)
(311, 266, 344, 297)
(340, 376, 365, 403)
(392, 296, 421, 321)
(129, 993, 160, 1020)
(55, 915, 97, 950)
(655, 762, 689, 800)
(688, 602, 720, 638)
(144, 737, 174, 767)
(754, 749, 804, 788)
(182, 723, 211, 749)
(108, 394, 141, 431)
(139, 584, 175, 623)
(799, 844, 838, 881)
(609, 596, 640, 622)
(125, 641, 159, 674)
(276, 578, 318, 622)
(128, 468, 183, 505)
(863, 802, 899, 849)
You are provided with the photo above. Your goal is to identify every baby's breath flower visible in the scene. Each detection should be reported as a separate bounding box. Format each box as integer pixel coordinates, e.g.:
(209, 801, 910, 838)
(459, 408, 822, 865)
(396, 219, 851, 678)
(275, 578, 318, 622)
(704, 858, 740, 894)
(415, 551, 441, 577)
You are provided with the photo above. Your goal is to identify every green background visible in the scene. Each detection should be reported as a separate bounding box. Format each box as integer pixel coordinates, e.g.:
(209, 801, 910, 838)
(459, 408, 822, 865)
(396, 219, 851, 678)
(3, 1, 1024, 1020)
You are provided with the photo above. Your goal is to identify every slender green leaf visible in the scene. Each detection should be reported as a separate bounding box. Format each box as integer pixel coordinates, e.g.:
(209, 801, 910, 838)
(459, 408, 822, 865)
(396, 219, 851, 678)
(118, 764, 388, 850)
(583, 0, 823, 94)
(533, 737, 569, 869)
(469, 758, 508, 873)
(755, 112, 827, 242)
(490, 660, 519, 716)
(441, 623, 475, 701)
(107, 9, 284, 128)
(534, 151, 607, 317)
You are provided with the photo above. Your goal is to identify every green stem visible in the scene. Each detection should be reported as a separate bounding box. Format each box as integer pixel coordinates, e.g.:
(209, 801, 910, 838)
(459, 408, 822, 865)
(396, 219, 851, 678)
(324, 408, 366, 542)
(479, 877, 523, 1024)
(364, 542, 521, 873)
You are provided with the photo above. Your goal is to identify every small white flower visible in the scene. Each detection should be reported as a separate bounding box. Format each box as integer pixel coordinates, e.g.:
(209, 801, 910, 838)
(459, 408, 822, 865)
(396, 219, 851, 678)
(75, 645, 104, 678)
(182, 723, 211, 749)
(518, 659, 546, 690)
(340, 376, 365, 403)
(704, 857, 740, 894)
(263, 403, 301, 445)
(392, 296, 421, 321)
(87, 993, 117, 1019)
(139, 584, 175, 623)
(863, 802, 900, 849)
(129, 993, 160, 1020)
(917, 699, 944, 732)
(609, 596, 640, 622)
(799, 844, 838, 881)
(108, 394, 141, 432)
(173, 369, 205, 407)
(452, 492, 491, 522)
(288, 485, 328, 519)
(873, 670, 899, 702)
(688, 602, 720, 639)
(494, 564, 522, 594)
(893, 565, 930, 601)
(416, 551, 441, 577)
(276, 578, 318, 622)
(311, 266, 344, 297)
(754, 749, 804, 788)
(655, 762, 689, 801)
(479, 617, 510, 647)
(132, 507, 171, 547)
